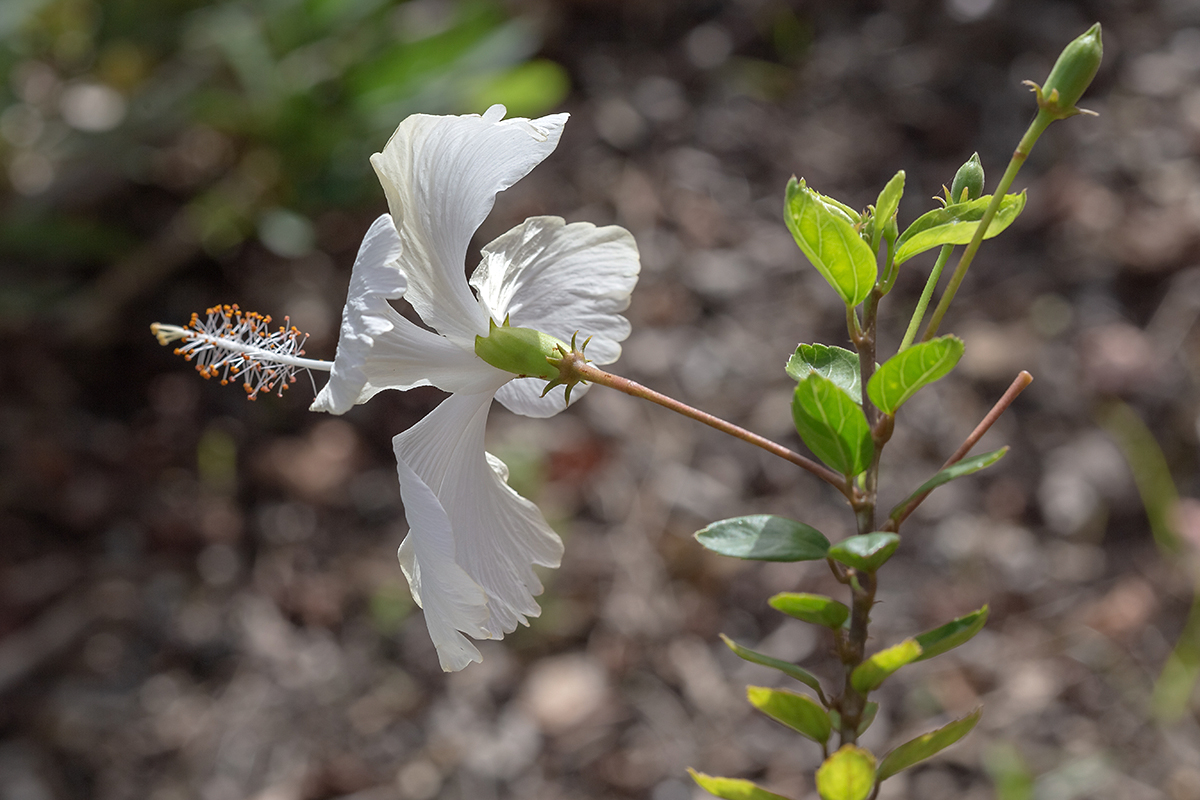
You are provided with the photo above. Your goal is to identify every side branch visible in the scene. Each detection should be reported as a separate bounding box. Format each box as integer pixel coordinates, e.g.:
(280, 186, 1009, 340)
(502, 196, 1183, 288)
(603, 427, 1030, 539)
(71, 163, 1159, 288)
(884, 370, 1033, 530)
(575, 362, 853, 499)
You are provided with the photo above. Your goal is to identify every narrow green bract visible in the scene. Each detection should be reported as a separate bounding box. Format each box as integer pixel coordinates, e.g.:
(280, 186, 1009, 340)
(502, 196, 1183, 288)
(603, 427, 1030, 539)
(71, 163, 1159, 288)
(747, 686, 832, 744)
(877, 708, 982, 780)
(721, 634, 826, 696)
(872, 170, 905, 252)
(914, 606, 988, 661)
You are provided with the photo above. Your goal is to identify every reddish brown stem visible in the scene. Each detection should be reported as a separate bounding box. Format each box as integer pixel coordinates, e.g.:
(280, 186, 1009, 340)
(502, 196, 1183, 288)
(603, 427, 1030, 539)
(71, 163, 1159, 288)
(575, 362, 853, 499)
(884, 370, 1033, 531)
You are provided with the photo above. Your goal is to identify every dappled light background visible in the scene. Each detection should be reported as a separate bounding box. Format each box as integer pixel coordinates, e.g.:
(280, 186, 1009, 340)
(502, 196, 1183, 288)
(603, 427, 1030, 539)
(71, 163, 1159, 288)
(3, 0, 1200, 798)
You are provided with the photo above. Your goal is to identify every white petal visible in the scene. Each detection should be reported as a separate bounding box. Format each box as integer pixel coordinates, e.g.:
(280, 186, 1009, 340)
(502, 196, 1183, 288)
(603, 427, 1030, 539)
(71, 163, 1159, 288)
(310, 214, 507, 415)
(393, 390, 564, 660)
(371, 107, 569, 346)
(471, 216, 640, 417)
(395, 458, 489, 672)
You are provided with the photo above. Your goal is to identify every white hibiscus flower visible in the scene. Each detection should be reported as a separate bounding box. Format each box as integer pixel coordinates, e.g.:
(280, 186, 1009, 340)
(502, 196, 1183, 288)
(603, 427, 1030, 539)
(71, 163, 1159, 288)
(310, 105, 640, 671)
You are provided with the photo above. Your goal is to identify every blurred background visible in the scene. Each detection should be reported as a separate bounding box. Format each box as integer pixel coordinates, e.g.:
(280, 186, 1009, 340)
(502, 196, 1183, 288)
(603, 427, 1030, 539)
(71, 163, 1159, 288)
(2, 0, 1200, 798)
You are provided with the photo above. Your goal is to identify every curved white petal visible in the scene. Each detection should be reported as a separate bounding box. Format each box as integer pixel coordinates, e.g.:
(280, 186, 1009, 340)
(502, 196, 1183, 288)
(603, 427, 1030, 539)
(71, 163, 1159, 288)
(310, 214, 505, 415)
(393, 389, 564, 666)
(395, 458, 489, 672)
(471, 216, 640, 417)
(371, 105, 569, 346)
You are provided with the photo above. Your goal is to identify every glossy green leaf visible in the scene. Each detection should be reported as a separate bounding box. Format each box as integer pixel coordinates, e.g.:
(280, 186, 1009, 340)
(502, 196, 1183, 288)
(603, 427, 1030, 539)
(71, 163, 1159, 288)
(827, 533, 900, 573)
(689, 770, 793, 800)
(815, 746, 876, 800)
(747, 686, 832, 744)
(792, 374, 874, 477)
(829, 702, 879, 737)
(720, 634, 825, 696)
(695, 515, 830, 562)
(786, 344, 861, 400)
(914, 606, 989, 661)
(878, 707, 983, 780)
(889, 448, 1008, 523)
(815, 191, 862, 224)
(850, 639, 922, 694)
(894, 192, 1027, 265)
(769, 593, 851, 629)
(867, 336, 963, 415)
(785, 178, 877, 307)
(872, 170, 905, 252)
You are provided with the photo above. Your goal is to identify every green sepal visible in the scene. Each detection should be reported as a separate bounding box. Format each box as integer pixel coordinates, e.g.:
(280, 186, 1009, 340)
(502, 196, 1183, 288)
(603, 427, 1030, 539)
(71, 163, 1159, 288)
(827, 532, 900, 574)
(793, 374, 874, 477)
(877, 707, 983, 780)
(688, 769, 793, 800)
(474, 317, 568, 381)
(695, 515, 830, 562)
(850, 639, 922, 694)
(815, 746, 876, 800)
(785, 178, 877, 307)
(747, 686, 832, 744)
(872, 170, 905, 253)
(950, 153, 984, 203)
(889, 448, 1008, 524)
(786, 344, 861, 400)
(914, 606, 988, 662)
(828, 702, 879, 737)
(894, 192, 1026, 265)
(867, 336, 963, 415)
(1036, 23, 1102, 117)
(720, 634, 826, 697)
(769, 593, 850, 629)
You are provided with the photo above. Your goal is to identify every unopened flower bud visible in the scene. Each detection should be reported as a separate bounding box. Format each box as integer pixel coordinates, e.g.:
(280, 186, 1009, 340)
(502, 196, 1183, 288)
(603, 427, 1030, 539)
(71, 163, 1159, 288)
(950, 152, 985, 203)
(1039, 23, 1103, 115)
(474, 317, 569, 381)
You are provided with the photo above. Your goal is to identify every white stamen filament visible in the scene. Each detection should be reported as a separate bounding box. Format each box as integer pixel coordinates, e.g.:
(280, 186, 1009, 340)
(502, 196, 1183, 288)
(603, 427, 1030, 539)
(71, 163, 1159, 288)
(151, 304, 331, 400)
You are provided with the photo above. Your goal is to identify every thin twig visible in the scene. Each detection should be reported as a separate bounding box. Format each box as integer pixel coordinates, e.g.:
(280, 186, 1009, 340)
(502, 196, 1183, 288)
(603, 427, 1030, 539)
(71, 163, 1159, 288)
(884, 370, 1033, 530)
(575, 362, 853, 499)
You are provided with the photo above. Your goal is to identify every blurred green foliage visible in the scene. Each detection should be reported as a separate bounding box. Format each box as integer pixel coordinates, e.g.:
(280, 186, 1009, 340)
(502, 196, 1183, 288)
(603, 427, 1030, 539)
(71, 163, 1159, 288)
(0, 0, 568, 275)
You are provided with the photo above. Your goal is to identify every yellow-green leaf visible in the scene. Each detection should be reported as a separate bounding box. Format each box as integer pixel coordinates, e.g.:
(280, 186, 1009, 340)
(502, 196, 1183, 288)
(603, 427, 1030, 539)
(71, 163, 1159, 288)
(815, 746, 876, 800)
(868, 336, 963, 415)
(689, 769, 794, 800)
(878, 708, 982, 780)
(785, 178, 877, 307)
(850, 639, 923, 694)
(747, 686, 832, 744)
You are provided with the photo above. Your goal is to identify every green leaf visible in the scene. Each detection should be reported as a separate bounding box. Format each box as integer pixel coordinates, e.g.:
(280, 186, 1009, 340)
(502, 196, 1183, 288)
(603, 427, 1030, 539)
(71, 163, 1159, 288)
(695, 515, 830, 562)
(689, 769, 794, 800)
(769, 593, 851, 629)
(815, 746, 876, 800)
(894, 192, 1027, 265)
(867, 336, 963, 415)
(747, 686, 832, 744)
(720, 634, 825, 696)
(792, 374, 874, 477)
(827, 533, 900, 573)
(889, 448, 1008, 523)
(914, 606, 988, 662)
(785, 344, 861, 400)
(850, 639, 923, 694)
(829, 702, 879, 737)
(872, 170, 905, 252)
(877, 708, 983, 780)
(785, 178, 877, 307)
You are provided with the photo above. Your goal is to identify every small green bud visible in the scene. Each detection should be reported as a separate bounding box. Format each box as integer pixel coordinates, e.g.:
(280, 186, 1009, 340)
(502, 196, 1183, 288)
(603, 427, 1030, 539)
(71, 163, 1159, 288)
(950, 152, 985, 203)
(475, 318, 569, 381)
(1038, 23, 1103, 116)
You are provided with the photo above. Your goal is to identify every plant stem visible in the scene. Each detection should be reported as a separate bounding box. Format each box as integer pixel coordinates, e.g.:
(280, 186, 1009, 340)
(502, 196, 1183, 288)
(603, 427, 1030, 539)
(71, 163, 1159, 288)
(573, 362, 853, 499)
(898, 244, 952, 352)
(884, 370, 1033, 530)
(838, 569, 877, 745)
(922, 109, 1055, 341)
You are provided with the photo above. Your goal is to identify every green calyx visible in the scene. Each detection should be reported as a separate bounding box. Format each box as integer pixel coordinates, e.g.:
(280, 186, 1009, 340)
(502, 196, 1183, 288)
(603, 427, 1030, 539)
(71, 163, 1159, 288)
(1030, 23, 1103, 118)
(474, 318, 592, 405)
(950, 152, 984, 203)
